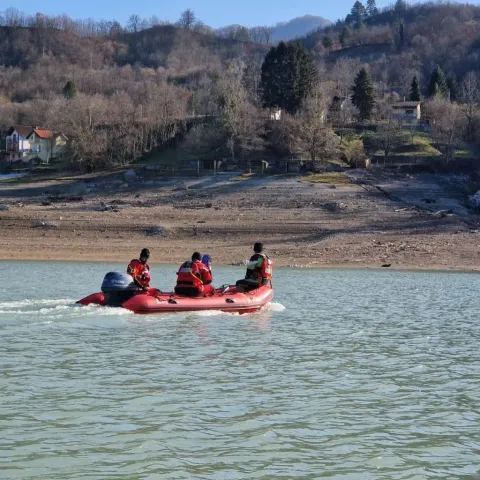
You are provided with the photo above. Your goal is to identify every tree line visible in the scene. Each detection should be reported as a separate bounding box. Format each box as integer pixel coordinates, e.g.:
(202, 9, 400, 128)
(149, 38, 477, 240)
(0, 7, 273, 44)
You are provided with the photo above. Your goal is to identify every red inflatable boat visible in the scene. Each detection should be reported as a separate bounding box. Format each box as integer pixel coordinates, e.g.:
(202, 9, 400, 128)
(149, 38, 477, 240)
(77, 272, 273, 314)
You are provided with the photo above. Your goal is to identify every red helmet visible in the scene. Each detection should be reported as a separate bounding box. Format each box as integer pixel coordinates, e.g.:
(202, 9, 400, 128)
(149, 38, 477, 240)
(141, 271, 151, 283)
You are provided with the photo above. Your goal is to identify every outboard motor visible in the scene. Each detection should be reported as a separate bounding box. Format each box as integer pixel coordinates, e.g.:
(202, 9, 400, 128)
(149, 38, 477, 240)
(101, 272, 138, 306)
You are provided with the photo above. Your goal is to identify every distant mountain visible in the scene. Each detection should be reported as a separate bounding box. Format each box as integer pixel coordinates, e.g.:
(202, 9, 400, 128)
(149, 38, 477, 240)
(271, 15, 332, 41)
(217, 15, 332, 43)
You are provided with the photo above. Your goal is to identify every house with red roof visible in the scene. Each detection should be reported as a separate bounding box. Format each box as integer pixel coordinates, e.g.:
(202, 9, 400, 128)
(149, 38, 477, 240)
(27, 128, 67, 164)
(5, 125, 67, 163)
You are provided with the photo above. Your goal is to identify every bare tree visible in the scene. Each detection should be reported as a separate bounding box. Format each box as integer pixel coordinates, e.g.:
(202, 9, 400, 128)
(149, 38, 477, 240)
(459, 71, 479, 141)
(190, 73, 218, 116)
(376, 116, 404, 165)
(267, 114, 303, 158)
(248, 27, 263, 43)
(183, 123, 222, 157)
(127, 14, 141, 33)
(259, 26, 274, 44)
(97, 19, 113, 36)
(338, 100, 358, 144)
(427, 98, 463, 163)
(296, 89, 340, 165)
(149, 15, 161, 28)
(214, 64, 264, 164)
(242, 56, 263, 104)
(109, 20, 123, 37)
(178, 9, 196, 29)
(329, 58, 361, 100)
(2, 8, 25, 27)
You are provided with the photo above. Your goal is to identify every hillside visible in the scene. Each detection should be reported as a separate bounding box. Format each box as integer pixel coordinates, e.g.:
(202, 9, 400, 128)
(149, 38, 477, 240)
(0, 24, 266, 70)
(2, 2, 480, 176)
(0, 26, 110, 68)
(301, 2, 480, 96)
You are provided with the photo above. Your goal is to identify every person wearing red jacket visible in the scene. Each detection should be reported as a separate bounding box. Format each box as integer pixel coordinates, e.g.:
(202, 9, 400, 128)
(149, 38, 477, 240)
(175, 252, 214, 297)
(127, 248, 151, 290)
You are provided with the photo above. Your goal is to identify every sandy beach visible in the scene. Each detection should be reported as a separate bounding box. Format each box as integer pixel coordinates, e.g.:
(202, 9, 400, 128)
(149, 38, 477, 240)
(0, 169, 479, 271)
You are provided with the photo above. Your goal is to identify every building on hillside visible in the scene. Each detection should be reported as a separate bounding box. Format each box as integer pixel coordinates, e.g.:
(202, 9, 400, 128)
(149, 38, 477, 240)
(391, 101, 421, 125)
(5, 125, 67, 164)
(27, 128, 67, 164)
(269, 108, 282, 121)
(5, 125, 33, 161)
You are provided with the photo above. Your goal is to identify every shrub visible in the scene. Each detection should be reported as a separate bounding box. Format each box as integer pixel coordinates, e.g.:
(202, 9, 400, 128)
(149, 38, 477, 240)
(342, 138, 366, 166)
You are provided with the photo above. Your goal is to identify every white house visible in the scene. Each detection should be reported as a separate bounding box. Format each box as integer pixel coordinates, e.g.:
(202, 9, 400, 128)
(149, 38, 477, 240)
(27, 128, 67, 164)
(391, 101, 422, 125)
(5, 125, 33, 162)
(269, 108, 282, 121)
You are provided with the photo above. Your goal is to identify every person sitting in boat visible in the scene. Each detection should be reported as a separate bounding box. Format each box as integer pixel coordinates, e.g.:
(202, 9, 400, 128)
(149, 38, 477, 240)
(175, 252, 214, 297)
(127, 248, 151, 291)
(236, 242, 273, 292)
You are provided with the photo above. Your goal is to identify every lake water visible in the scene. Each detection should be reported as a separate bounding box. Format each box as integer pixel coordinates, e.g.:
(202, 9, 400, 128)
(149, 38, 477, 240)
(0, 262, 479, 480)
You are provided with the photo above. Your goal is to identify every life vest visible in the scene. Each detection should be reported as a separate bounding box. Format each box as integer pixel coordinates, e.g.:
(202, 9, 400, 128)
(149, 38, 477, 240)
(245, 253, 273, 283)
(127, 259, 151, 288)
(259, 254, 273, 281)
(176, 261, 204, 288)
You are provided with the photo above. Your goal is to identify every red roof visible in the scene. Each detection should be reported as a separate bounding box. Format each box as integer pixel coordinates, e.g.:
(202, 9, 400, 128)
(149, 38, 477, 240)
(32, 128, 55, 139)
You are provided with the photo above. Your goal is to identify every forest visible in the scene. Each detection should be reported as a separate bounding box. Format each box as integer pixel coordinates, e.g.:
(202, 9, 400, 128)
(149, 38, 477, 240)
(1, 1, 480, 171)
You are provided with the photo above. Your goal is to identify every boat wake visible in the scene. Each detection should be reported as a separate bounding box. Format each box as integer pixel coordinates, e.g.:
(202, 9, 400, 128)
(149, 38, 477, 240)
(0, 298, 285, 325)
(262, 301, 286, 312)
(0, 298, 132, 318)
(186, 301, 286, 318)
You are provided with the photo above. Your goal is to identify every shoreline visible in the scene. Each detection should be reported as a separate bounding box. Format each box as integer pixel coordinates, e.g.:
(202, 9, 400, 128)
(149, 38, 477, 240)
(1, 171, 479, 274)
(3, 256, 480, 274)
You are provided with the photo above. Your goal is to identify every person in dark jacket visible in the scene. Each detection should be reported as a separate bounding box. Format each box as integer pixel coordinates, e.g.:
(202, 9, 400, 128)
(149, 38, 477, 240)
(236, 243, 273, 292)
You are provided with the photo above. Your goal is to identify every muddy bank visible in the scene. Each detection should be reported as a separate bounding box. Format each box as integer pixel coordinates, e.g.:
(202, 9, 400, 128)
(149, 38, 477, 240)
(0, 170, 479, 271)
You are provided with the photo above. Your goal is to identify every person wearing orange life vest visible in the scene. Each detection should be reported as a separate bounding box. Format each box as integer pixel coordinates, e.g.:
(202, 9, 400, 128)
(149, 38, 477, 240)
(127, 248, 151, 290)
(236, 242, 273, 292)
(175, 252, 214, 297)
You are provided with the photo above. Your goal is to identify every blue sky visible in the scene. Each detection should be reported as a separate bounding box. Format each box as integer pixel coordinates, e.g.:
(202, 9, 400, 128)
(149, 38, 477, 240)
(6, 0, 394, 28)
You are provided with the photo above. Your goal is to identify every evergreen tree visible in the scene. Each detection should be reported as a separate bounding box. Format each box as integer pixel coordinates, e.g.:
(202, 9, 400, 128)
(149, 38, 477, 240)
(394, 0, 407, 15)
(399, 21, 405, 49)
(260, 43, 283, 110)
(289, 42, 318, 114)
(409, 76, 421, 101)
(428, 65, 448, 98)
(260, 41, 318, 115)
(322, 36, 333, 49)
(339, 26, 350, 48)
(351, 68, 375, 121)
(63, 80, 77, 99)
(366, 0, 378, 17)
(348, 0, 367, 29)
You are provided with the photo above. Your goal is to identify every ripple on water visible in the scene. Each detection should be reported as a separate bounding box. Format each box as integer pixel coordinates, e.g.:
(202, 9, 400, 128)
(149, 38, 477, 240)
(0, 264, 479, 479)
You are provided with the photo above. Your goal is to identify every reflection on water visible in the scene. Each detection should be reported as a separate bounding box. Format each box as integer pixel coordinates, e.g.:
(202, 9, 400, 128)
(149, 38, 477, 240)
(0, 261, 479, 479)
